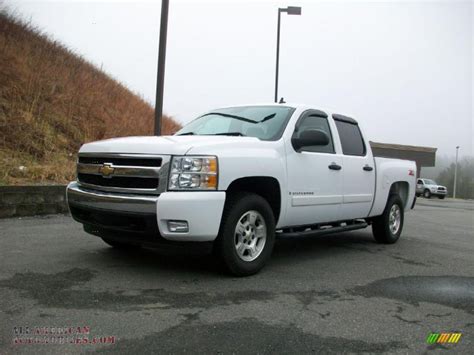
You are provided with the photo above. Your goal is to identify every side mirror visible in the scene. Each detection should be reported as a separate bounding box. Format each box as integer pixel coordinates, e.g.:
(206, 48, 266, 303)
(292, 129, 330, 151)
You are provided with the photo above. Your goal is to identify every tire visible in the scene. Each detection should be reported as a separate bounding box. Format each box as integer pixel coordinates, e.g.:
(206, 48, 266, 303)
(372, 194, 404, 244)
(101, 237, 140, 250)
(438, 196, 445, 199)
(216, 193, 275, 276)
(423, 189, 431, 198)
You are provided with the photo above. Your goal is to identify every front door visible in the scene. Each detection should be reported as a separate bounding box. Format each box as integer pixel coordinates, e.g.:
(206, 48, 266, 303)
(285, 111, 343, 226)
(416, 179, 424, 194)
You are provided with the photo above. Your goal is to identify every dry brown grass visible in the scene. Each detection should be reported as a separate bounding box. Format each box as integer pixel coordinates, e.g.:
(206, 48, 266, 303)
(0, 10, 181, 185)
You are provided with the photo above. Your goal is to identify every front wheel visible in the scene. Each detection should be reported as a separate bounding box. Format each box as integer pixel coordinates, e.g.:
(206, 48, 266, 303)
(216, 193, 275, 276)
(372, 194, 404, 244)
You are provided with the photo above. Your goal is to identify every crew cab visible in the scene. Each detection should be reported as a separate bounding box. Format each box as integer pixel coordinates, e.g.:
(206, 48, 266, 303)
(67, 104, 417, 276)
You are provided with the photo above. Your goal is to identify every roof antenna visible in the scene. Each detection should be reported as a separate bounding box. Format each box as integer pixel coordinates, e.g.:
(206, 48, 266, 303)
(279, 97, 286, 104)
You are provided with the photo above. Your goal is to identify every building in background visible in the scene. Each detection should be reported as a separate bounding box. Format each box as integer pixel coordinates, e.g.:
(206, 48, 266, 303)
(370, 142, 437, 178)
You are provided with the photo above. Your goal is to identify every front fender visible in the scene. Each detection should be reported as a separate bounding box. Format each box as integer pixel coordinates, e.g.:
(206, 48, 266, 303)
(188, 141, 288, 227)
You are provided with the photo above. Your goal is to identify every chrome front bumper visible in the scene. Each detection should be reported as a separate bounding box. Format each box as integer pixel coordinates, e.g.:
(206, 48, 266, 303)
(66, 182, 214, 252)
(67, 182, 158, 214)
(67, 181, 226, 242)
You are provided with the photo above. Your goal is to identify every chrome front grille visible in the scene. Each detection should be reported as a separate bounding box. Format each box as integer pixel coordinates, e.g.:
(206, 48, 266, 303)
(77, 174, 159, 189)
(78, 156, 162, 167)
(77, 154, 169, 195)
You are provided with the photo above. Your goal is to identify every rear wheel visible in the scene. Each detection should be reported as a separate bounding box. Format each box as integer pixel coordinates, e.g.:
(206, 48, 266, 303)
(372, 194, 404, 244)
(423, 189, 431, 198)
(216, 193, 275, 276)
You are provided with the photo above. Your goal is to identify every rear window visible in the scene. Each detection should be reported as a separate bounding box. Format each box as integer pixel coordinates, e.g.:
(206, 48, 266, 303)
(334, 120, 366, 156)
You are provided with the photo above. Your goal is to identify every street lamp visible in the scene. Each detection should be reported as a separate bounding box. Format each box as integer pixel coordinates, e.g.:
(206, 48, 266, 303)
(453, 146, 460, 199)
(154, 0, 170, 135)
(274, 6, 302, 103)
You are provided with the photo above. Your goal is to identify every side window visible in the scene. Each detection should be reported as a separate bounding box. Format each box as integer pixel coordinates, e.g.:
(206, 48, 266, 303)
(334, 120, 366, 156)
(293, 114, 334, 153)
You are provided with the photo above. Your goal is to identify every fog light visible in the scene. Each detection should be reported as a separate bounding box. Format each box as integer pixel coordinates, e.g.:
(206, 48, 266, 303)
(167, 220, 189, 233)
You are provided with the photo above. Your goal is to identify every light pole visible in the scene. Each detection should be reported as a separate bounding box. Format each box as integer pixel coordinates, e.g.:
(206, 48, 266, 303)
(274, 6, 301, 103)
(453, 146, 460, 199)
(154, 0, 170, 135)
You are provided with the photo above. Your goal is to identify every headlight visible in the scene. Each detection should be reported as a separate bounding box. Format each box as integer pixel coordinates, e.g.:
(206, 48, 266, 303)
(168, 156, 218, 190)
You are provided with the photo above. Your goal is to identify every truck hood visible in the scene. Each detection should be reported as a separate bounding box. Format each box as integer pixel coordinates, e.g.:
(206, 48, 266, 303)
(79, 135, 262, 155)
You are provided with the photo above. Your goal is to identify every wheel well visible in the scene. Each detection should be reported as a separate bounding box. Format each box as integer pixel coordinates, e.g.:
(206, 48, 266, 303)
(226, 177, 281, 223)
(389, 181, 409, 209)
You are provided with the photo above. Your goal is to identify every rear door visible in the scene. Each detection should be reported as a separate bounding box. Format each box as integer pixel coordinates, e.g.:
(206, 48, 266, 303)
(333, 115, 375, 220)
(285, 110, 343, 226)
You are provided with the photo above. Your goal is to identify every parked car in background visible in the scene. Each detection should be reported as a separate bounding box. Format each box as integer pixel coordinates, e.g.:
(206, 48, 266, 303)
(416, 178, 447, 199)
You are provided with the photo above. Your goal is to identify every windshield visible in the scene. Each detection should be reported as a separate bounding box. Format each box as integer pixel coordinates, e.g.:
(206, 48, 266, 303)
(175, 106, 295, 141)
(424, 179, 437, 185)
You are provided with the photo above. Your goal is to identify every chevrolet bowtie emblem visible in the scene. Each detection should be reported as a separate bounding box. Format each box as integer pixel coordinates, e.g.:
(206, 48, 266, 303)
(99, 163, 115, 178)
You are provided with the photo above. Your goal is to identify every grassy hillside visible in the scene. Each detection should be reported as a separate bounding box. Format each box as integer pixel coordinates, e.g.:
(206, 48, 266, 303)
(0, 11, 181, 185)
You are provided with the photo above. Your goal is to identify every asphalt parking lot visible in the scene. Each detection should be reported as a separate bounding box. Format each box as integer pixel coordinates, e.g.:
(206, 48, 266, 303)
(0, 198, 473, 354)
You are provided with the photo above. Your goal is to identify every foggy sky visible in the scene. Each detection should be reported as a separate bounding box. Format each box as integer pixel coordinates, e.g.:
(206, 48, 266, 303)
(7, 0, 473, 157)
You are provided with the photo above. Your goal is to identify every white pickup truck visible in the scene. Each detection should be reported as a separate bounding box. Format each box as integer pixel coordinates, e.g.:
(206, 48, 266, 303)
(67, 104, 416, 275)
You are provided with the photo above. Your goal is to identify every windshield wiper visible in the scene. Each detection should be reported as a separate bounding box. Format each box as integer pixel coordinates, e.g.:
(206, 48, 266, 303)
(260, 113, 276, 123)
(212, 132, 246, 136)
(201, 112, 277, 124)
(176, 132, 195, 136)
(200, 112, 257, 124)
(178, 112, 277, 137)
(177, 131, 246, 136)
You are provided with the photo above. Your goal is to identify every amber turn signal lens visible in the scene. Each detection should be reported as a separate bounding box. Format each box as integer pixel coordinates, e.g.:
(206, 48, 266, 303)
(208, 158, 217, 173)
(206, 174, 217, 189)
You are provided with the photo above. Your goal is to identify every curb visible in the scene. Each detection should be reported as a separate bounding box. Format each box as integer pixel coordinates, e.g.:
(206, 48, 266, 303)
(0, 185, 68, 218)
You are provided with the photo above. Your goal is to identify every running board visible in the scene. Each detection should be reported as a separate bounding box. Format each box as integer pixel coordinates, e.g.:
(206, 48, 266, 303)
(276, 221, 368, 239)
